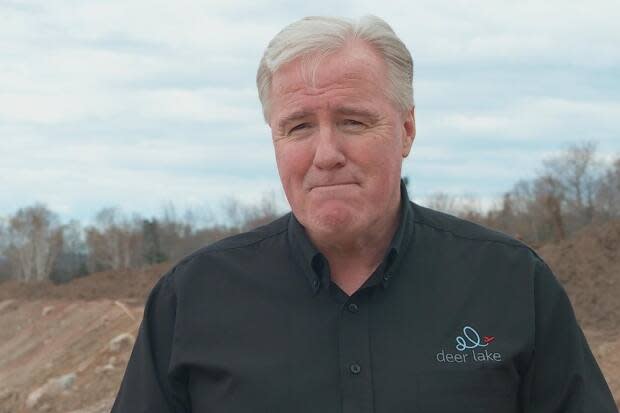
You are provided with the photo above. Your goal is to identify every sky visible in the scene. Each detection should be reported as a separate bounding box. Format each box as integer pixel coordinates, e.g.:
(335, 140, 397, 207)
(1, 0, 619, 226)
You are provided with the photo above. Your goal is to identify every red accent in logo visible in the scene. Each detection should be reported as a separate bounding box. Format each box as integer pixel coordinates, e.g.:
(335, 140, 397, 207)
(483, 336, 495, 344)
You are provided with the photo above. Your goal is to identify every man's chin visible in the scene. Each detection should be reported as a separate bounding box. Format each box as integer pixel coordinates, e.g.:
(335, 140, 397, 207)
(304, 208, 359, 237)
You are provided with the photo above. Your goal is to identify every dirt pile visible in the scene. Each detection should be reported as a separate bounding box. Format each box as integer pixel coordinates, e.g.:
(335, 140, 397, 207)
(0, 299, 144, 413)
(0, 263, 172, 412)
(0, 262, 173, 303)
(0, 263, 173, 412)
(539, 219, 620, 333)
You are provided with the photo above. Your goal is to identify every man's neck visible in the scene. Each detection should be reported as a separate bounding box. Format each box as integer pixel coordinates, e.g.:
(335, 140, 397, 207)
(308, 197, 402, 295)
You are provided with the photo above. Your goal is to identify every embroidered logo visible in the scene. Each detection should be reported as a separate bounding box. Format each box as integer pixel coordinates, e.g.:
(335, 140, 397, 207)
(456, 325, 492, 351)
(436, 325, 502, 364)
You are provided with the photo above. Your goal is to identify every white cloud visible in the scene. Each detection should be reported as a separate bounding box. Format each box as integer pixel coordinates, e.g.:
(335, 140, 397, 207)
(418, 97, 620, 143)
(0, 0, 618, 222)
(357, 0, 620, 67)
(0, 157, 286, 224)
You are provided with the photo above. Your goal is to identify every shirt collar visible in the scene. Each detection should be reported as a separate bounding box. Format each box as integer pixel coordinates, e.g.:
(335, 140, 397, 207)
(287, 179, 415, 295)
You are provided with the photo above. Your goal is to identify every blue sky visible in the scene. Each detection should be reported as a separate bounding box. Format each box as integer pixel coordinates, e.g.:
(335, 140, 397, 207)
(1, 0, 618, 225)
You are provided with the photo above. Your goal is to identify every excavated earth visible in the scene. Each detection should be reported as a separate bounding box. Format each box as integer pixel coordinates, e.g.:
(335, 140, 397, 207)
(0, 263, 169, 413)
(0, 221, 619, 412)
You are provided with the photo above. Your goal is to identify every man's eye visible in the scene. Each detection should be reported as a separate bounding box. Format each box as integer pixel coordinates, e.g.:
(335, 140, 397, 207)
(342, 119, 365, 128)
(289, 123, 310, 134)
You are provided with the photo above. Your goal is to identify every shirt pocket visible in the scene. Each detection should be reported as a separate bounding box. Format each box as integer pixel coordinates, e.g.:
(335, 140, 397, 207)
(416, 366, 519, 413)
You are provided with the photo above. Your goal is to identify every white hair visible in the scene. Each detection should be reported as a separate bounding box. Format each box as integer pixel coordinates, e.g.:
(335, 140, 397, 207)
(256, 15, 414, 122)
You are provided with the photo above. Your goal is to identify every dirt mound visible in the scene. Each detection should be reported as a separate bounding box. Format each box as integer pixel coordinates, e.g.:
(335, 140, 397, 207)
(539, 219, 620, 333)
(0, 299, 142, 413)
(0, 262, 173, 303)
(0, 262, 174, 412)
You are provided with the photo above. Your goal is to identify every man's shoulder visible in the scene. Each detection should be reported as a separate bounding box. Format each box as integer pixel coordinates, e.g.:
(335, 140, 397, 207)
(180, 213, 290, 263)
(149, 214, 291, 297)
(411, 201, 531, 252)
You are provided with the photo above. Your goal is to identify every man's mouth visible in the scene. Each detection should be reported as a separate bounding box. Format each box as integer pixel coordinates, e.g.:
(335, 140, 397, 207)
(311, 182, 358, 190)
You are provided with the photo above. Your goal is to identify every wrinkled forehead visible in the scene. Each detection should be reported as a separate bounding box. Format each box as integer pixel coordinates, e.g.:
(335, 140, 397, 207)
(271, 41, 389, 99)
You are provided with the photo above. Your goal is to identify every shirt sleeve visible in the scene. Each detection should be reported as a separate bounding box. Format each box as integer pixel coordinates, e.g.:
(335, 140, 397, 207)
(519, 257, 617, 412)
(111, 268, 191, 413)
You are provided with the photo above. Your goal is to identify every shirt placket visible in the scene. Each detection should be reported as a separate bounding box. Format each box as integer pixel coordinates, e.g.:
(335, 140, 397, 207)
(338, 290, 374, 413)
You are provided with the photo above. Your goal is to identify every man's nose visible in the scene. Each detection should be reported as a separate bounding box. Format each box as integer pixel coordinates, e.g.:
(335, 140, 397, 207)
(312, 125, 346, 170)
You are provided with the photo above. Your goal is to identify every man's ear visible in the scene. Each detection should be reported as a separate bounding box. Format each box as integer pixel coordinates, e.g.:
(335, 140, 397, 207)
(402, 107, 415, 158)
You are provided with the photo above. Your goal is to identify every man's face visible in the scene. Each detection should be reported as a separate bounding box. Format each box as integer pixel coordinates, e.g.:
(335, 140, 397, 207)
(269, 40, 415, 243)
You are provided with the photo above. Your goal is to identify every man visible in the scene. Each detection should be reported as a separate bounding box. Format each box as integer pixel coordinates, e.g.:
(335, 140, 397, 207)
(112, 16, 617, 412)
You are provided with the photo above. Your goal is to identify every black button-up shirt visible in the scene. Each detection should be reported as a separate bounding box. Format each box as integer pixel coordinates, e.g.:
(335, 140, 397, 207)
(112, 183, 617, 412)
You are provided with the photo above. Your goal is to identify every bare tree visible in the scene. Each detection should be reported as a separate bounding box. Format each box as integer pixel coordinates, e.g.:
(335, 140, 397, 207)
(5, 204, 64, 281)
(424, 192, 458, 215)
(423, 192, 486, 225)
(222, 192, 281, 232)
(543, 141, 601, 230)
(157, 202, 195, 261)
(241, 191, 281, 230)
(454, 194, 485, 224)
(85, 207, 143, 272)
(485, 193, 519, 239)
(142, 218, 167, 265)
(506, 180, 542, 244)
(0, 216, 11, 281)
(50, 219, 88, 283)
(0, 216, 7, 253)
(596, 157, 620, 219)
(494, 142, 603, 245)
(534, 174, 566, 242)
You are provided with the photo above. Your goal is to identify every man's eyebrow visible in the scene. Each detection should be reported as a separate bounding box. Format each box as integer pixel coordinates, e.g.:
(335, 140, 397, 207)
(277, 110, 312, 130)
(276, 107, 381, 130)
(335, 107, 381, 122)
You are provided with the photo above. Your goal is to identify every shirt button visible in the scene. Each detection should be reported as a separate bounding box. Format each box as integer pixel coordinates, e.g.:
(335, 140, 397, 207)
(347, 303, 359, 313)
(349, 363, 361, 375)
(313, 279, 320, 289)
(383, 274, 391, 282)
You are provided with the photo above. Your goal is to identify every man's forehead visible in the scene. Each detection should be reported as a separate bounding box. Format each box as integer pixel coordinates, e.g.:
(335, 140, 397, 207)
(271, 41, 387, 97)
(273, 70, 369, 97)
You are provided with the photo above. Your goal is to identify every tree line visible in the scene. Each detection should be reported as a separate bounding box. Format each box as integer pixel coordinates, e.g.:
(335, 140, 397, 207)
(424, 142, 620, 247)
(0, 195, 280, 283)
(0, 141, 618, 283)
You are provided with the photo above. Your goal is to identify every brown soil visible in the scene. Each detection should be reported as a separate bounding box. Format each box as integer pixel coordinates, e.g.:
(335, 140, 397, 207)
(0, 299, 144, 413)
(539, 219, 620, 333)
(0, 262, 173, 303)
(0, 263, 173, 413)
(0, 221, 619, 411)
